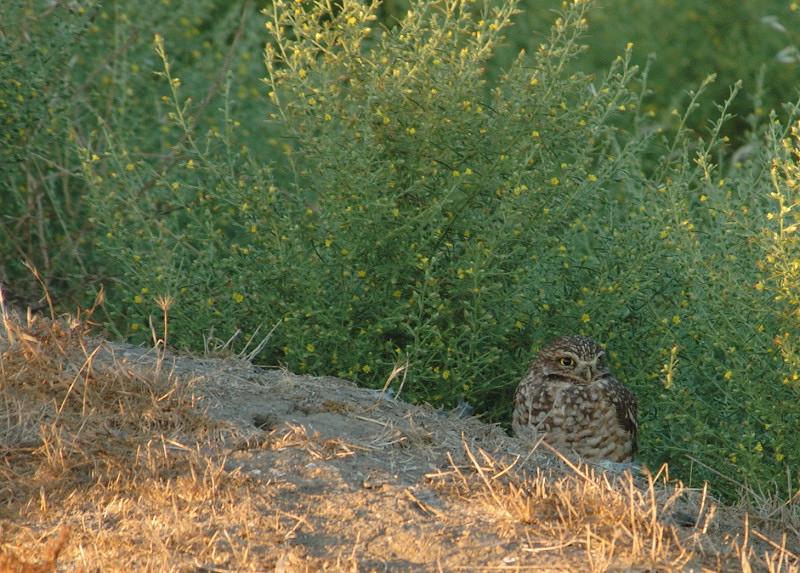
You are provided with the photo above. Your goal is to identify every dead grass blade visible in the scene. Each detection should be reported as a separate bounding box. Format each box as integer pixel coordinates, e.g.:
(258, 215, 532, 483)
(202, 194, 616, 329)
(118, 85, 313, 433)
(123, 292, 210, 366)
(363, 359, 408, 412)
(427, 441, 800, 571)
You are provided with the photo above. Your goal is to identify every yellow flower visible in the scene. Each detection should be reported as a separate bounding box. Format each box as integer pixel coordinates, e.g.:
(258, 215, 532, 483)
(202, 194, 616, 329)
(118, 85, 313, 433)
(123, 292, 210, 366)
(307, 343, 315, 352)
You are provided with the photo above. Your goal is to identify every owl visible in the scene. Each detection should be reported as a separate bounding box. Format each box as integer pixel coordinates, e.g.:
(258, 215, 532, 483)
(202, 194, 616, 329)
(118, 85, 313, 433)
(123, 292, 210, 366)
(512, 335, 638, 463)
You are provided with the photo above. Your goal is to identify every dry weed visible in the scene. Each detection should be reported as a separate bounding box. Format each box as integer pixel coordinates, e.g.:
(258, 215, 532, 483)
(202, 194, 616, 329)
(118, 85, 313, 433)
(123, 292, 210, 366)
(427, 440, 800, 572)
(0, 307, 215, 500)
(0, 306, 275, 570)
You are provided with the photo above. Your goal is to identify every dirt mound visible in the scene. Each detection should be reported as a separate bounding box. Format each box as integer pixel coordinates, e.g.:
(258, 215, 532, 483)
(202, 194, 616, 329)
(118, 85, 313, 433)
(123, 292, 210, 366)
(0, 310, 797, 571)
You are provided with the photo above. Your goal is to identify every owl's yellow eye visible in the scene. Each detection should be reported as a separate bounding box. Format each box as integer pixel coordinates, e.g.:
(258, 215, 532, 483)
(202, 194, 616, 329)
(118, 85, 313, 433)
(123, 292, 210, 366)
(560, 357, 575, 367)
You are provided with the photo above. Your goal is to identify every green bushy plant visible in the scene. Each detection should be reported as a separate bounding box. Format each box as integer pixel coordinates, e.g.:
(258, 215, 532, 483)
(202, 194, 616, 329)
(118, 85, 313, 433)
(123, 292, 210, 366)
(260, 0, 646, 408)
(85, 0, 641, 409)
(0, 0, 269, 309)
(79, 0, 800, 503)
(507, 0, 800, 150)
(0, 1, 94, 304)
(590, 89, 800, 496)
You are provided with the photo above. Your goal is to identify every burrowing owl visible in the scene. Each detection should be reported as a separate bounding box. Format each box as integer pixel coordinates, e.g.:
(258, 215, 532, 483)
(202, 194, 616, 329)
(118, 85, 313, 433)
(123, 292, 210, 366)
(512, 335, 638, 463)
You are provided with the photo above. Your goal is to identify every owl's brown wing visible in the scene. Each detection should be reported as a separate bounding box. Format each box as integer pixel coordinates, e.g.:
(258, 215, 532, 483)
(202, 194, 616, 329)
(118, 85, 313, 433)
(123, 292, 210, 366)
(602, 376, 638, 456)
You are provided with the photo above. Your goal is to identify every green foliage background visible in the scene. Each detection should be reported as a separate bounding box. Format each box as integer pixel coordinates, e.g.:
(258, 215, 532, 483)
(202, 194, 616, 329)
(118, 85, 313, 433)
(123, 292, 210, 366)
(3, 0, 800, 503)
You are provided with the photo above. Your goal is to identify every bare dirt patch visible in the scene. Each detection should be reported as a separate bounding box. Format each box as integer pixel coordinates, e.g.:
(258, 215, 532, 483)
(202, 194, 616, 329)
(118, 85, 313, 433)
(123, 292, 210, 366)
(1, 311, 798, 572)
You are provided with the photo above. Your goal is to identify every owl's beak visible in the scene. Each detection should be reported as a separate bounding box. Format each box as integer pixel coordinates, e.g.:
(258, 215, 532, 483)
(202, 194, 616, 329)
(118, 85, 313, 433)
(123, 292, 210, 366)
(582, 365, 596, 383)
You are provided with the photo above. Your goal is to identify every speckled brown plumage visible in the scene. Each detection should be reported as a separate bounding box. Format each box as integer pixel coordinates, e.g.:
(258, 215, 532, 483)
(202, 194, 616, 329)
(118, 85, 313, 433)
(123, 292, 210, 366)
(512, 335, 638, 463)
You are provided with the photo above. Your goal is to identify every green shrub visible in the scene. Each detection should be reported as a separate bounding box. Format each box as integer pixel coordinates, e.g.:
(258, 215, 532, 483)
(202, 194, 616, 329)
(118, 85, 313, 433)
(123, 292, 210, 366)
(0, 0, 270, 309)
(85, 0, 641, 405)
(0, 1, 93, 304)
(511, 0, 800, 148)
(597, 91, 800, 496)
(77, 0, 800, 503)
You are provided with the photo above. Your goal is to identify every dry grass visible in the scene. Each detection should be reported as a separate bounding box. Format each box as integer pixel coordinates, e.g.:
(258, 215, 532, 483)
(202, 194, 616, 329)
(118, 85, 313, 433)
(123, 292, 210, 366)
(0, 303, 279, 571)
(1, 299, 799, 571)
(428, 440, 799, 572)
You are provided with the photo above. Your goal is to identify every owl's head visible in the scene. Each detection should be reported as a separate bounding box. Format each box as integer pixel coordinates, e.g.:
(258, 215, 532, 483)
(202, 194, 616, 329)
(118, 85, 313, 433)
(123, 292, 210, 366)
(529, 335, 610, 384)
